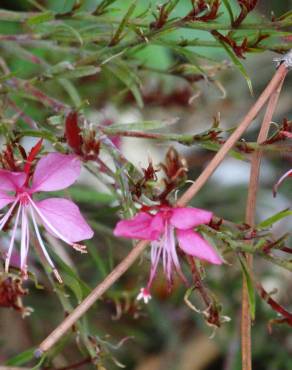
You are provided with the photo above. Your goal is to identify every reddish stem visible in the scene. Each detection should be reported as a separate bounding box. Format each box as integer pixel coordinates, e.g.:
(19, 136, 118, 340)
(241, 75, 286, 370)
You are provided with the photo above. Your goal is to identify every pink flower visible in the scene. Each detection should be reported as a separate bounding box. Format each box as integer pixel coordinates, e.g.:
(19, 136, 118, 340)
(114, 206, 222, 303)
(0, 152, 93, 281)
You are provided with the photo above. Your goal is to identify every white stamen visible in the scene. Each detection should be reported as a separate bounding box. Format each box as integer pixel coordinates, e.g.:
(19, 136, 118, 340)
(23, 207, 30, 278)
(168, 224, 180, 270)
(164, 223, 172, 281)
(20, 206, 28, 275)
(30, 206, 63, 283)
(5, 204, 21, 273)
(148, 241, 163, 288)
(0, 198, 19, 230)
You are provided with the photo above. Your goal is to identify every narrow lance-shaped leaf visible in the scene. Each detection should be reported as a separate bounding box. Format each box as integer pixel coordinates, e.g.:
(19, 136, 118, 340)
(26, 11, 54, 26)
(257, 209, 292, 229)
(213, 35, 254, 95)
(238, 254, 256, 320)
(222, 0, 235, 24)
(109, 0, 137, 46)
(105, 61, 144, 108)
(5, 348, 36, 366)
(106, 118, 178, 132)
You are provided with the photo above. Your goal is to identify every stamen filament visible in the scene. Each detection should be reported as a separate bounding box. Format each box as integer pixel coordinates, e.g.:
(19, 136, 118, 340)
(0, 198, 18, 230)
(20, 206, 28, 274)
(148, 241, 163, 290)
(30, 206, 63, 283)
(5, 204, 21, 273)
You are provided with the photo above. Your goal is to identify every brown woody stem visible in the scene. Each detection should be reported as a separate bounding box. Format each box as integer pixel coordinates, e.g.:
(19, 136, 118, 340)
(241, 74, 286, 370)
(36, 63, 288, 355)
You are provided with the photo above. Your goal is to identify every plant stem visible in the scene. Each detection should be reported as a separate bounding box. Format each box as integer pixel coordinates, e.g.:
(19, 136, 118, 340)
(36, 62, 288, 355)
(101, 128, 292, 153)
(241, 74, 286, 370)
(176, 63, 288, 206)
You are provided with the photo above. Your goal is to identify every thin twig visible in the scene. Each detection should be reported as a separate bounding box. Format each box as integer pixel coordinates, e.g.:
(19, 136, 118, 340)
(241, 76, 286, 370)
(36, 63, 288, 355)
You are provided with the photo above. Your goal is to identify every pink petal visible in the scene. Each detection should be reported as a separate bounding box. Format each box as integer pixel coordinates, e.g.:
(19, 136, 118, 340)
(177, 229, 222, 265)
(170, 207, 213, 230)
(281, 131, 292, 139)
(0, 169, 26, 191)
(31, 153, 81, 192)
(34, 198, 93, 242)
(0, 191, 15, 210)
(114, 211, 164, 241)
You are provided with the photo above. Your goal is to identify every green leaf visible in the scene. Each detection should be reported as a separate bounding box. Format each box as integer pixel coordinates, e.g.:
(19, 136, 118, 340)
(105, 61, 143, 108)
(46, 23, 84, 45)
(95, 0, 118, 14)
(62, 272, 83, 302)
(165, 0, 180, 15)
(50, 252, 91, 298)
(77, 0, 100, 13)
(238, 254, 256, 320)
(58, 78, 82, 107)
(45, 63, 100, 80)
(106, 118, 178, 132)
(222, 0, 234, 24)
(110, 0, 137, 45)
(6, 348, 35, 366)
(46, 114, 63, 126)
(257, 209, 292, 229)
(47, 0, 75, 14)
(87, 237, 108, 278)
(64, 187, 117, 204)
(26, 11, 54, 25)
(200, 141, 246, 161)
(16, 129, 58, 143)
(214, 37, 254, 95)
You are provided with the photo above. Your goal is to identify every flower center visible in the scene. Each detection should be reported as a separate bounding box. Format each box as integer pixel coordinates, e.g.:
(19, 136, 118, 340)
(18, 192, 30, 206)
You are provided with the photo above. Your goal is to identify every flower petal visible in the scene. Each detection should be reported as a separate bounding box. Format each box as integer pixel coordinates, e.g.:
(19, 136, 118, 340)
(31, 153, 81, 192)
(177, 229, 222, 265)
(170, 207, 213, 229)
(114, 211, 164, 241)
(0, 191, 15, 210)
(0, 169, 26, 192)
(34, 198, 93, 242)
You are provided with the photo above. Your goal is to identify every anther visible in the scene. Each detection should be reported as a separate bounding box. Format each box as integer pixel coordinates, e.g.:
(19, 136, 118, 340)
(72, 243, 87, 254)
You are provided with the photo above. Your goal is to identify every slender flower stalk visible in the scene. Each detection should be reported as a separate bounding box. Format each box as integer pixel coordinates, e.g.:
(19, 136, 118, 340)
(114, 206, 222, 302)
(0, 152, 93, 281)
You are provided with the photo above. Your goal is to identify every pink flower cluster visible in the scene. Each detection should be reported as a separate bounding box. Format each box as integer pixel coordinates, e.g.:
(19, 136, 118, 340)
(114, 206, 222, 303)
(0, 152, 93, 281)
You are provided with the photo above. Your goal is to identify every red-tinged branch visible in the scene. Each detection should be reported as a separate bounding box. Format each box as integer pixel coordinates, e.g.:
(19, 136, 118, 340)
(256, 283, 292, 328)
(241, 75, 286, 370)
(5, 78, 69, 113)
(36, 62, 288, 356)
